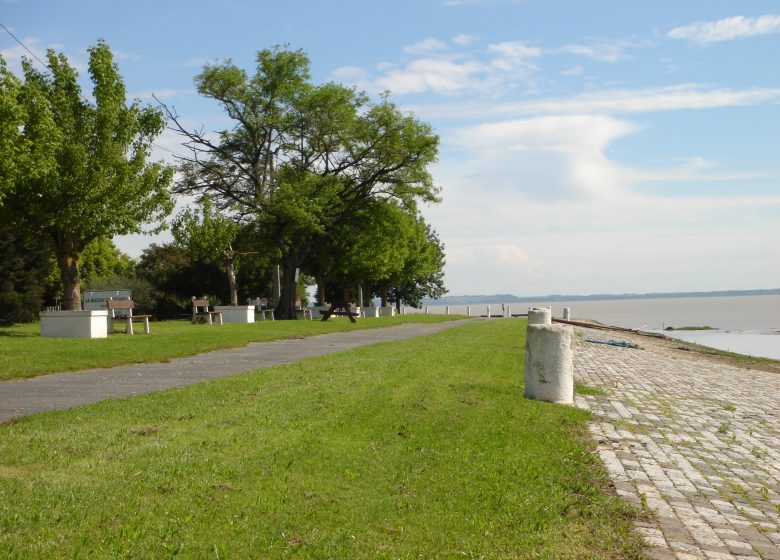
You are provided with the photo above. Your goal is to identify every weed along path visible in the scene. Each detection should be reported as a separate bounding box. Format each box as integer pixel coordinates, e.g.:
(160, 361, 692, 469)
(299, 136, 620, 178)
(0, 320, 471, 423)
(574, 327, 780, 560)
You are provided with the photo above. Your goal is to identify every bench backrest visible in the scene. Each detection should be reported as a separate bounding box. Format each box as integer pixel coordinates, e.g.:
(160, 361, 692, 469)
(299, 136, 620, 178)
(192, 298, 212, 312)
(107, 298, 134, 318)
(107, 299, 134, 310)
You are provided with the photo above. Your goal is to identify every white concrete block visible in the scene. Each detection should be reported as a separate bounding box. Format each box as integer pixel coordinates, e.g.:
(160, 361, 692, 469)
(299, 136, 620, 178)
(528, 307, 552, 325)
(214, 305, 255, 324)
(363, 306, 381, 318)
(39, 310, 109, 339)
(378, 306, 396, 317)
(524, 323, 574, 404)
(563, 307, 571, 320)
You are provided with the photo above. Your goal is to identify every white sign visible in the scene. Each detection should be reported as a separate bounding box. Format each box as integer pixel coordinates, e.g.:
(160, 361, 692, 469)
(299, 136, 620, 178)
(83, 290, 132, 311)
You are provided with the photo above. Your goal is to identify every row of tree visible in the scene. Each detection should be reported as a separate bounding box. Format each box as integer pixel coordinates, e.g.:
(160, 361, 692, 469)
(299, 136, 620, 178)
(0, 42, 446, 323)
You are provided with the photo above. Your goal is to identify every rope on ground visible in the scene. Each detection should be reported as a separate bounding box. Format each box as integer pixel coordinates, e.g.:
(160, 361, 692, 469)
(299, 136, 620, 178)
(584, 339, 643, 350)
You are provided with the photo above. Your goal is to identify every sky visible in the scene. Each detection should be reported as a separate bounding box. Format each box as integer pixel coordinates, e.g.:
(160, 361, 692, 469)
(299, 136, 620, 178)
(2, 0, 779, 297)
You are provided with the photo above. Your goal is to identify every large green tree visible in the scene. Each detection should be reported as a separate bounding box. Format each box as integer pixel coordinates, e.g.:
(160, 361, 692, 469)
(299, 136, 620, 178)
(166, 47, 440, 319)
(0, 41, 174, 310)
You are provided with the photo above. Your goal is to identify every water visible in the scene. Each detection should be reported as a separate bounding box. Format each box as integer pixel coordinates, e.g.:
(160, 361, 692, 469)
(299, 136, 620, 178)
(409, 295, 780, 360)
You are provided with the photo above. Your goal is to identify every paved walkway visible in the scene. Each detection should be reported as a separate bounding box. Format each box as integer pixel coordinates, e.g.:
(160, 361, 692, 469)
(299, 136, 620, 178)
(574, 327, 780, 560)
(0, 320, 470, 423)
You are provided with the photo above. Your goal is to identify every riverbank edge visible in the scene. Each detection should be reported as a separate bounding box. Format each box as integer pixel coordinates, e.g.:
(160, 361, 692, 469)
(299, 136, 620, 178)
(565, 318, 780, 375)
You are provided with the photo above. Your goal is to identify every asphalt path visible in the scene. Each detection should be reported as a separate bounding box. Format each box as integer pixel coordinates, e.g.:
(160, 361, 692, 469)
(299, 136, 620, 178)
(0, 319, 471, 424)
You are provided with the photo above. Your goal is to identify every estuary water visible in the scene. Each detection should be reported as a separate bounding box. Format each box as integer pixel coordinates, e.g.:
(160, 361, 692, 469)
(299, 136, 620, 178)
(414, 295, 780, 360)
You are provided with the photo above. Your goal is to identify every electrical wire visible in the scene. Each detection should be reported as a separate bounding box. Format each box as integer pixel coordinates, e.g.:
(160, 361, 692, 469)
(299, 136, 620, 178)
(1, 21, 185, 160)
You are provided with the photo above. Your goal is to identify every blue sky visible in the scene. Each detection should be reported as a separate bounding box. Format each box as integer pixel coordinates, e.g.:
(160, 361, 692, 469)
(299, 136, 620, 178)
(2, 0, 779, 296)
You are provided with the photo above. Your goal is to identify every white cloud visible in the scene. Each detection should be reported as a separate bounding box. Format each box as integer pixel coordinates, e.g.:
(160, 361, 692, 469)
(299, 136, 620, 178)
(114, 50, 143, 62)
(558, 39, 637, 62)
(403, 38, 448, 55)
(487, 41, 541, 60)
(331, 65, 370, 82)
(409, 84, 780, 119)
(449, 115, 638, 201)
(561, 64, 583, 76)
(668, 14, 780, 45)
(372, 57, 486, 95)
(453, 33, 478, 46)
(331, 40, 542, 96)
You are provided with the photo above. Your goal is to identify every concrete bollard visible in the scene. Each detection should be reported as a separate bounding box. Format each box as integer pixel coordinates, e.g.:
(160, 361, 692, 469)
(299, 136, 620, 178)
(527, 307, 552, 325)
(446, 306, 450, 315)
(425, 306, 429, 315)
(563, 307, 571, 320)
(467, 305, 471, 317)
(524, 324, 574, 404)
(506, 305, 511, 317)
(487, 305, 491, 318)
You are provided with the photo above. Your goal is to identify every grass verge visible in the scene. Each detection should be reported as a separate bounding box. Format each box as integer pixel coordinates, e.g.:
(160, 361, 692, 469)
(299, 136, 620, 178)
(0, 315, 461, 381)
(0, 319, 646, 558)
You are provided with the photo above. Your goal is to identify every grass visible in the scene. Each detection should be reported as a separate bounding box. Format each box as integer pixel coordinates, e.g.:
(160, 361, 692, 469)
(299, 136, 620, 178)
(0, 319, 647, 559)
(575, 382, 610, 397)
(0, 315, 462, 381)
(668, 337, 780, 368)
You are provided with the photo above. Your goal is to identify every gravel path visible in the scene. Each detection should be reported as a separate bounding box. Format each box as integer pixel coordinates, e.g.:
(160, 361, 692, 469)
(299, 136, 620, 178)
(0, 320, 470, 424)
(574, 327, 780, 560)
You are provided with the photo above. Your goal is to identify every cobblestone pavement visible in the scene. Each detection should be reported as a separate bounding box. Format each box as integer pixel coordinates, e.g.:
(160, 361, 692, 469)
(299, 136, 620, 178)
(573, 328, 780, 560)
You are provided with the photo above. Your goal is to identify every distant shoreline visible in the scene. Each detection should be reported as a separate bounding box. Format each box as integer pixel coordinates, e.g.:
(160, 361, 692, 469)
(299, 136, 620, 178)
(423, 288, 780, 306)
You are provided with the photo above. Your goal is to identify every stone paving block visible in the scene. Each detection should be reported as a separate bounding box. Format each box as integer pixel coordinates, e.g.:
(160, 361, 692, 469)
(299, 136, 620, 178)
(572, 327, 780, 560)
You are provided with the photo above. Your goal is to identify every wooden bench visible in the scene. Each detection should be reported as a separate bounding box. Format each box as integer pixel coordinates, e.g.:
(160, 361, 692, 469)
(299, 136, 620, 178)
(106, 298, 151, 334)
(192, 297, 223, 325)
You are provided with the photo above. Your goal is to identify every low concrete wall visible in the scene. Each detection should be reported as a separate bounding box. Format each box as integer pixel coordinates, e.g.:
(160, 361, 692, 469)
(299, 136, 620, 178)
(524, 323, 574, 404)
(214, 305, 255, 324)
(39, 310, 109, 339)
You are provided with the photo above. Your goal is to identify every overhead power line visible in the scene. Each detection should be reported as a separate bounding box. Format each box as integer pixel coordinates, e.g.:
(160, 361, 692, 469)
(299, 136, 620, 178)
(1, 21, 185, 160)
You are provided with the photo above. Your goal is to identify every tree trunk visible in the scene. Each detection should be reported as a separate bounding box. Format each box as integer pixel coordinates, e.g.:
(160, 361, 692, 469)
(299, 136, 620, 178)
(317, 278, 326, 306)
(276, 256, 299, 320)
(226, 258, 238, 306)
(56, 250, 82, 311)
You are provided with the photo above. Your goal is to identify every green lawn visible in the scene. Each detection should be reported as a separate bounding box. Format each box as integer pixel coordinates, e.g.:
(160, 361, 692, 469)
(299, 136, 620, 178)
(0, 315, 461, 381)
(0, 319, 646, 559)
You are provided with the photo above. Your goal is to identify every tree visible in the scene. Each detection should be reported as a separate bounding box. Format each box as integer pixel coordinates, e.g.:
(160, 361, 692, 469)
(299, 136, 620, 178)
(309, 200, 414, 306)
(136, 243, 225, 317)
(171, 197, 250, 306)
(0, 223, 58, 325)
(387, 220, 447, 309)
(0, 57, 23, 205)
(165, 47, 439, 318)
(79, 237, 135, 285)
(0, 41, 174, 310)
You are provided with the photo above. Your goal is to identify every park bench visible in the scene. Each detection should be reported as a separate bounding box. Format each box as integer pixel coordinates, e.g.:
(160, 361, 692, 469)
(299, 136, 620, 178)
(248, 297, 275, 321)
(106, 298, 151, 334)
(191, 297, 223, 325)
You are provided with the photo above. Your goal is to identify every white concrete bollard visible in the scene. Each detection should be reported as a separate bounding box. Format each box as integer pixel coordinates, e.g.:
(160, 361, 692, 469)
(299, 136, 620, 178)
(524, 324, 574, 404)
(425, 306, 429, 315)
(446, 306, 450, 315)
(467, 305, 471, 317)
(527, 307, 552, 325)
(506, 305, 511, 317)
(486, 305, 491, 318)
(563, 307, 571, 320)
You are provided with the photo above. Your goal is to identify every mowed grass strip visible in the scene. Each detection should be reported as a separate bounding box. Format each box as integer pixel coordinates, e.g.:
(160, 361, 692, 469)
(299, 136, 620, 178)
(0, 314, 460, 381)
(0, 319, 646, 559)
